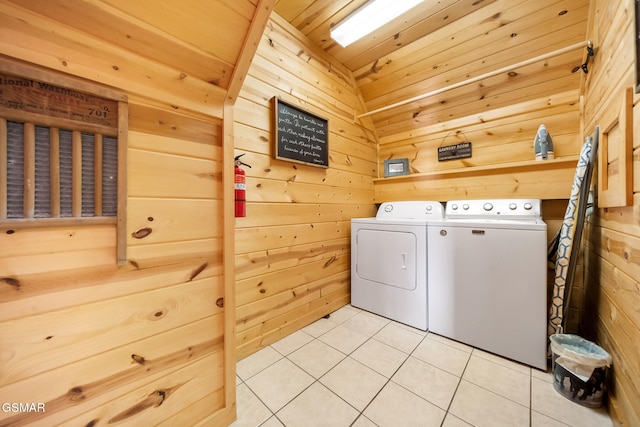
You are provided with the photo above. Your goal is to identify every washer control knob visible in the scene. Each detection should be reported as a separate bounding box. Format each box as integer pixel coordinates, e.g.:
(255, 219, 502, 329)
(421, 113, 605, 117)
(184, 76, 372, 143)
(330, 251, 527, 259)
(463, 204, 469, 210)
(524, 202, 533, 210)
(483, 202, 493, 211)
(426, 205, 432, 212)
(451, 204, 458, 211)
(509, 203, 517, 210)
(384, 204, 393, 212)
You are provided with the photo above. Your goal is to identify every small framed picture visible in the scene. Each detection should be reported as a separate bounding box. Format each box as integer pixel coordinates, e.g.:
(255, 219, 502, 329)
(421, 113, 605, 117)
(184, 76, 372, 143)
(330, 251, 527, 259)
(384, 158, 409, 177)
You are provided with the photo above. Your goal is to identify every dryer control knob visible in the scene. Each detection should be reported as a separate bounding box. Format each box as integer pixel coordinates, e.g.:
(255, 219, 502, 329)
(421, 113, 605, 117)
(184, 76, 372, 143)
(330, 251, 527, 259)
(483, 202, 493, 211)
(509, 203, 517, 210)
(524, 203, 533, 210)
(384, 204, 393, 212)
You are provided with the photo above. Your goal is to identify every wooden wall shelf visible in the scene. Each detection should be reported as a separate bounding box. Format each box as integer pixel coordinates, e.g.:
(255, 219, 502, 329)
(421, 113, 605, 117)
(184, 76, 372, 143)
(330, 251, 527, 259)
(374, 156, 579, 203)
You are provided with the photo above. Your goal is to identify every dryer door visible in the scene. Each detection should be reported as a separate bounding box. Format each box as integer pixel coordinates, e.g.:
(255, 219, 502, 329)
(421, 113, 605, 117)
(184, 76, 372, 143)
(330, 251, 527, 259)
(355, 229, 417, 290)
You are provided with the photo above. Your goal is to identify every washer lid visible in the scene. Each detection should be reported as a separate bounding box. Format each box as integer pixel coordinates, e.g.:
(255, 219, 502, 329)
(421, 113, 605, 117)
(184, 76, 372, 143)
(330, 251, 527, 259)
(376, 201, 445, 220)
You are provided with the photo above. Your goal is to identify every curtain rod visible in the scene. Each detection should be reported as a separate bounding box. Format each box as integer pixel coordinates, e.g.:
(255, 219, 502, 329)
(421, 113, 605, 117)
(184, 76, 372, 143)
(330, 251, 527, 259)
(357, 40, 592, 119)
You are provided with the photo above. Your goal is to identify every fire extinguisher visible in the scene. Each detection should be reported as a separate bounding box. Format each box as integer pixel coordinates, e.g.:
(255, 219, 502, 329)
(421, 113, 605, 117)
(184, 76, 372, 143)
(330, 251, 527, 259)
(234, 154, 251, 217)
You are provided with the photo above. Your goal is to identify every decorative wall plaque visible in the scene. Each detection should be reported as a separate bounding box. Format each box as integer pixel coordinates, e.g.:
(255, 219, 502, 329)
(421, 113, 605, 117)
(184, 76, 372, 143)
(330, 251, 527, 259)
(437, 141, 472, 162)
(0, 72, 118, 129)
(273, 97, 328, 168)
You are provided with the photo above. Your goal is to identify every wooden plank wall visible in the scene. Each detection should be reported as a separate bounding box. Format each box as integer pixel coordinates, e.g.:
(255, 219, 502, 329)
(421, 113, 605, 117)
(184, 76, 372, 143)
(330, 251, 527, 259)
(0, 1, 237, 425)
(234, 14, 378, 359)
(376, 90, 583, 177)
(369, 0, 588, 163)
(581, 0, 640, 425)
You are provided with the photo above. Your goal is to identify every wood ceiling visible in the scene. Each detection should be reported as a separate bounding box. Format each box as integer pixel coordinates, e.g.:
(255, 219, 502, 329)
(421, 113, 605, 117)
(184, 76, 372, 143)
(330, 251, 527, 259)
(274, 0, 590, 138)
(3, 0, 589, 141)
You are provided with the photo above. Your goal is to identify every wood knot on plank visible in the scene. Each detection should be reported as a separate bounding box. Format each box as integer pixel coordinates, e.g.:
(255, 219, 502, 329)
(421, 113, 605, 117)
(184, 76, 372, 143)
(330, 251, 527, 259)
(132, 227, 152, 239)
(324, 256, 337, 268)
(68, 386, 86, 401)
(131, 354, 146, 365)
(108, 389, 168, 423)
(216, 298, 224, 308)
(148, 308, 167, 321)
(370, 59, 380, 74)
(189, 262, 208, 281)
(1, 277, 21, 290)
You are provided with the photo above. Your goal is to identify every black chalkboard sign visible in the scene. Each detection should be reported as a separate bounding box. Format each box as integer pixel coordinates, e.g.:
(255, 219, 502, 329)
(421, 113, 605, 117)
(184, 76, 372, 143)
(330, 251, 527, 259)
(273, 97, 329, 168)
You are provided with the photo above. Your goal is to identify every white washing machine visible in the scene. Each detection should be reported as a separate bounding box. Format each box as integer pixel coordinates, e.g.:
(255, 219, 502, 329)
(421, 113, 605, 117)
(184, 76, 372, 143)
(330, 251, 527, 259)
(351, 201, 444, 331)
(428, 199, 548, 370)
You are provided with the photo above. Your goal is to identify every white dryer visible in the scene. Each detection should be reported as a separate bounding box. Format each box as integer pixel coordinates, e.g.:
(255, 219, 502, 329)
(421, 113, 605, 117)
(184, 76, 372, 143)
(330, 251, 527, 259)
(428, 199, 548, 369)
(351, 201, 444, 331)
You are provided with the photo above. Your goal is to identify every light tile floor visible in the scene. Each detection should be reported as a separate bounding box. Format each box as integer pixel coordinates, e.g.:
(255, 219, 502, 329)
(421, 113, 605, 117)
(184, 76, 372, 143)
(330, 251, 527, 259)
(232, 305, 614, 427)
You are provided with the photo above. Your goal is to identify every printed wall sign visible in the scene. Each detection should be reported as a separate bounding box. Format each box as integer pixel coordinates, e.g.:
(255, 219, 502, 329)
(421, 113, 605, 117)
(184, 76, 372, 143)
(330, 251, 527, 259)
(0, 72, 118, 129)
(273, 97, 329, 168)
(437, 141, 472, 162)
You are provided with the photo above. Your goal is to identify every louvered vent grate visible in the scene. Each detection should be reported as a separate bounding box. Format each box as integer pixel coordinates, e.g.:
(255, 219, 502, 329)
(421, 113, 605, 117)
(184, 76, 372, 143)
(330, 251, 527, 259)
(102, 136, 118, 217)
(59, 129, 73, 217)
(81, 132, 95, 217)
(34, 125, 51, 218)
(6, 121, 24, 218)
(2, 120, 117, 219)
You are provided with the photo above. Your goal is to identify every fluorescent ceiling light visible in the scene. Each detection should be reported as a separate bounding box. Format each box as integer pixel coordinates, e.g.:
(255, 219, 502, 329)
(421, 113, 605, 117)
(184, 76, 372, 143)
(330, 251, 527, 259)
(331, 0, 423, 48)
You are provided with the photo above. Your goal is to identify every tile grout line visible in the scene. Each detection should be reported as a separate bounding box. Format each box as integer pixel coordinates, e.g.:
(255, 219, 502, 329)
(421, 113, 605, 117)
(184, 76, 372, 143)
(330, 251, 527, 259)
(245, 309, 492, 426)
(247, 309, 387, 426)
(324, 312, 391, 427)
(346, 327, 415, 427)
(240, 307, 613, 427)
(296, 311, 461, 426)
(530, 366, 533, 427)
(438, 343, 473, 426)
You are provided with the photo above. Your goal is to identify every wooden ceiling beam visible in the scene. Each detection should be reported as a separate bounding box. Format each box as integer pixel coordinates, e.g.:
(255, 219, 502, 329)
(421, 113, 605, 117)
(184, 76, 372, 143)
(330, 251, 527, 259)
(226, 0, 277, 105)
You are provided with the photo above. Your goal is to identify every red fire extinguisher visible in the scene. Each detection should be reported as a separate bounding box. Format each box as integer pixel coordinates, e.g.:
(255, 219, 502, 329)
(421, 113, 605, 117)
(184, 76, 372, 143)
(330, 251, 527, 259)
(234, 154, 251, 217)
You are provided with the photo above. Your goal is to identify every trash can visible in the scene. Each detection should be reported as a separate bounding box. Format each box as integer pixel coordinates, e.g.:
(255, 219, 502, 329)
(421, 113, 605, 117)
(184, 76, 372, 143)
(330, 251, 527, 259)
(549, 334, 612, 408)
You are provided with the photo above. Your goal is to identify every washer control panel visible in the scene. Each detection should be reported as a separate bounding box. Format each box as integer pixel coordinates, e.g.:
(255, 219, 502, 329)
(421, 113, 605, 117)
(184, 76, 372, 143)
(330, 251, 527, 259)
(446, 199, 541, 219)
